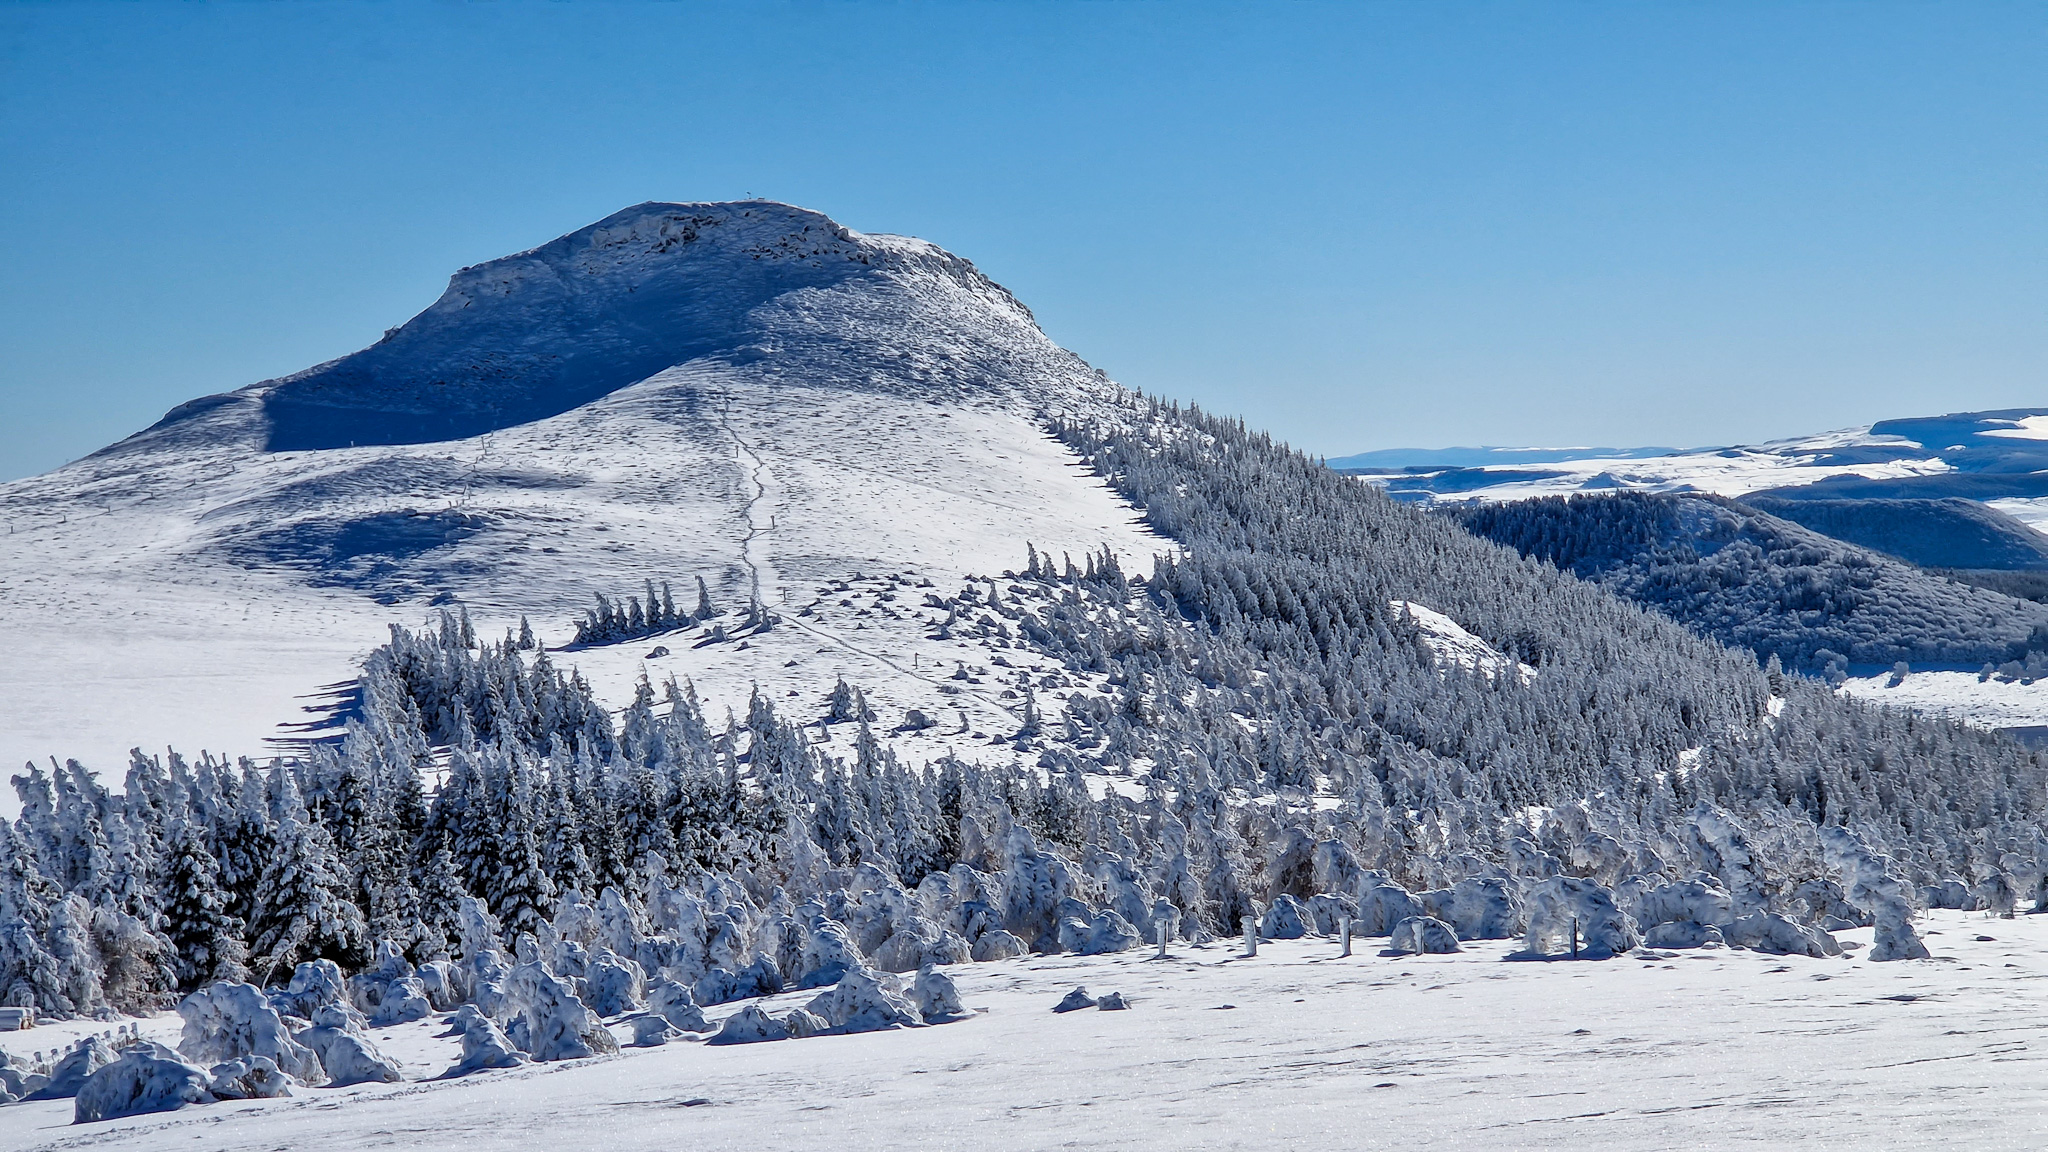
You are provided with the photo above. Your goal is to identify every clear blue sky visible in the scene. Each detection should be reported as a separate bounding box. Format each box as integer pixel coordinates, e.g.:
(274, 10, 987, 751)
(2, 2, 2043, 480)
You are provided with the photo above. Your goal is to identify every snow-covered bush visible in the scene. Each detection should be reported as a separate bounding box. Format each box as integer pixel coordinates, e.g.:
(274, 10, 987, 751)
(445, 1006, 528, 1077)
(1258, 896, 1312, 940)
(1387, 916, 1461, 954)
(502, 962, 618, 1061)
(177, 982, 325, 1085)
(207, 1055, 294, 1100)
(646, 978, 710, 1032)
(1522, 877, 1640, 959)
(1419, 878, 1520, 940)
(73, 1050, 214, 1123)
(296, 1004, 403, 1086)
(708, 1004, 789, 1045)
(912, 965, 967, 1023)
(804, 968, 923, 1034)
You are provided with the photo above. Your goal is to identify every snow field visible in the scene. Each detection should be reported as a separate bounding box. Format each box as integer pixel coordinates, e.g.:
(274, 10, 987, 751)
(7, 909, 2047, 1151)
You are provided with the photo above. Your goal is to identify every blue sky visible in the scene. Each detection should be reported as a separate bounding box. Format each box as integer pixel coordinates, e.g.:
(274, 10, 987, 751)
(2, 2, 2043, 480)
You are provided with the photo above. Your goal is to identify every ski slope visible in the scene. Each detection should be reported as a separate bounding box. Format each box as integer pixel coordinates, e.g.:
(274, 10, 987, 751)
(6, 908, 2044, 1151)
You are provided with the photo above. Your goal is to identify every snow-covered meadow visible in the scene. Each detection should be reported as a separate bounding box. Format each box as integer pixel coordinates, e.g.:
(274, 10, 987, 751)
(6, 909, 2046, 1151)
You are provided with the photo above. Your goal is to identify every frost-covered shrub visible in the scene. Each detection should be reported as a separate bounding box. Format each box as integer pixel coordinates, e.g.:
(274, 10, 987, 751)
(1726, 912, 1839, 958)
(1522, 877, 1640, 959)
(1419, 878, 1520, 940)
(297, 1005, 403, 1086)
(646, 978, 710, 1032)
(1642, 920, 1724, 949)
(912, 966, 967, 1023)
(1305, 893, 1359, 936)
(794, 917, 866, 989)
(1388, 916, 1462, 955)
(502, 962, 619, 1061)
(1057, 906, 1141, 956)
(1823, 829, 1929, 962)
(207, 1055, 293, 1100)
(73, 1050, 213, 1123)
(1355, 883, 1426, 937)
(629, 1016, 678, 1047)
(693, 954, 782, 1006)
(271, 960, 359, 1028)
(177, 982, 325, 1085)
(971, 930, 1027, 962)
(27, 1036, 118, 1100)
(582, 950, 645, 1017)
(445, 1006, 528, 1077)
(708, 1004, 789, 1045)
(1259, 896, 1312, 940)
(348, 943, 431, 1027)
(1634, 877, 1736, 931)
(805, 969, 923, 1034)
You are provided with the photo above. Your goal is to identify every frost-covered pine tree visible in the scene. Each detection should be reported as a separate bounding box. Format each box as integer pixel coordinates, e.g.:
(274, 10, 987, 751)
(156, 819, 246, 991)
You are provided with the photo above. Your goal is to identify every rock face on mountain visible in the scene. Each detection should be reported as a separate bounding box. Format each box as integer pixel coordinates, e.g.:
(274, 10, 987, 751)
(0, 202, 1162, 774)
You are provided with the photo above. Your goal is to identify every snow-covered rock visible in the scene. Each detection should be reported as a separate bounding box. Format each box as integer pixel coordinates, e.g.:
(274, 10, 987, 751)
(1052, 987, 1097, 1013)
(72, 1050, 214, 1123)
(1096, 992, 1130, 1011)
(1388, 916, 1463, 955)
(177, 982, 326, 1086)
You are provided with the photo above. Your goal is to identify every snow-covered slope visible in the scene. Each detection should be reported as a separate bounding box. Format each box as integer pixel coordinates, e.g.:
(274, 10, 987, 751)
(4, 910, 2039, 1152)
(0, 202, 1165, 778)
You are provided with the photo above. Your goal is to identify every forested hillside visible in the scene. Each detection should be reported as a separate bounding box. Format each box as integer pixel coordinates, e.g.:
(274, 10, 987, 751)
(5, 398, 2041, 1029)
(1453, 491, 2048, 675)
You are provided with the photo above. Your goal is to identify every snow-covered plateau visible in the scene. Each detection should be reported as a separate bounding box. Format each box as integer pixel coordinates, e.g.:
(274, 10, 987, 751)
(5, 910, 2047, 1151)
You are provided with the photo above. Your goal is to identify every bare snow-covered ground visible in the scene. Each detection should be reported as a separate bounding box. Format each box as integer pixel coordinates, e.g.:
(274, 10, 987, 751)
(1838, 663, 2048, 735)
(7, 908, 2047, 1150)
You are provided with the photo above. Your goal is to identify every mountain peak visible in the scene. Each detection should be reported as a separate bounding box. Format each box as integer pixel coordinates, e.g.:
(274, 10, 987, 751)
(127, 201, 1041, 455)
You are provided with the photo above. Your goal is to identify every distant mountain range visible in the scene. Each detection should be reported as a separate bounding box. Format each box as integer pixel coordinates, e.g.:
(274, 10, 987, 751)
(1340, 411, 2048, 573)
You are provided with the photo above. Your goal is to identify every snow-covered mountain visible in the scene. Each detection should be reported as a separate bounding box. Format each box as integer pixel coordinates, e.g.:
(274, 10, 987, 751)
(0, 201, 1164, 776)
(1345, 410, 2048, 539)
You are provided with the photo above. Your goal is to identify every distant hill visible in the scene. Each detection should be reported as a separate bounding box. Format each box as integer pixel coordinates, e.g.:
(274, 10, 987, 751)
(1453, 490, 2048, 673)
(1739, 496, 2048, 571)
